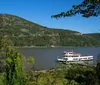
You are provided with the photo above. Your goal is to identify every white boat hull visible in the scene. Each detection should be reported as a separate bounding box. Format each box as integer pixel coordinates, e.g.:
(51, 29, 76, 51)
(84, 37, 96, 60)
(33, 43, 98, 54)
(57, 51, 93, 63)
(57, 58, 66, 62)
(57, 56, 93, 62)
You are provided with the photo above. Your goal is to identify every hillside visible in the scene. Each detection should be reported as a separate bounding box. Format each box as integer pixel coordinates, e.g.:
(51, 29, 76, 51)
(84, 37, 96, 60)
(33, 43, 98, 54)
(0, 14, 100, 47)
(84, 33, 100, 46)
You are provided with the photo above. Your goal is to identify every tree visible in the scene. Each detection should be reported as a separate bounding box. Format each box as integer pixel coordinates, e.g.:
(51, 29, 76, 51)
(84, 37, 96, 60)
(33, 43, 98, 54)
(4, 48, 26, 85)
(0, 37, 26, 85)
(52, 0, 100, 18)
(0, 37, 13, 72)
(96, 60, 100, 84)
(65, 64, 99, 85)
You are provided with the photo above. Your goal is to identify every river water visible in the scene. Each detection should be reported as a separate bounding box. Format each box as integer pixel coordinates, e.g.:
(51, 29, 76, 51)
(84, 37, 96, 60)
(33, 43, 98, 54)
(19, 47, 100, 70)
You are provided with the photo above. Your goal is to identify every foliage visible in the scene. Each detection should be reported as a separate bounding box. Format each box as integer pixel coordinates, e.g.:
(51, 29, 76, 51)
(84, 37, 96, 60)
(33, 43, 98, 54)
(25, 63, 100, 85)
(0, 37, 100, 85)
(52, 0, 100, 18)
(0, 37, 27, 85)
(0, 14, 100, 47)
(96, 60, 100, 84)
(0, 37, 13, 73)
(65, 64, 99, 85)
(4, 48, 26, 85)
(1, 26, 100, 85)
(27, 57, 35, 64)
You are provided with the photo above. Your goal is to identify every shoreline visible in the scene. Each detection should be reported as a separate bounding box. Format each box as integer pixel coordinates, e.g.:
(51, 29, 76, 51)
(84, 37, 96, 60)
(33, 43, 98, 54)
(14, 46, 99, 49)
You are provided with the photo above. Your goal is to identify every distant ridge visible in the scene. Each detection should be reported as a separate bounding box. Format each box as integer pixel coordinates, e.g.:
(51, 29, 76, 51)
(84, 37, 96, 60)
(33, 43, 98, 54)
(0, 14, 100, 47)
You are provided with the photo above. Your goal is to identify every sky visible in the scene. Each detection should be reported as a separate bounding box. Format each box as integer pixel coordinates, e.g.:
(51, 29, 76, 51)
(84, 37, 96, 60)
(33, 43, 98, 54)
(0, 0, 100, 34)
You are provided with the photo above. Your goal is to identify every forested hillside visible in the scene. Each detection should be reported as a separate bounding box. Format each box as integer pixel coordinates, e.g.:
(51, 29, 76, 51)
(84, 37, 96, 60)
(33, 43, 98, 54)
(0, 14, 100, 47)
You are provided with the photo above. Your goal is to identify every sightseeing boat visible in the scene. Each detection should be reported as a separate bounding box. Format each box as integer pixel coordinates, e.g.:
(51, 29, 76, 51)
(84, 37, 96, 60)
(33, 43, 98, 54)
(57, 51, 93, 62)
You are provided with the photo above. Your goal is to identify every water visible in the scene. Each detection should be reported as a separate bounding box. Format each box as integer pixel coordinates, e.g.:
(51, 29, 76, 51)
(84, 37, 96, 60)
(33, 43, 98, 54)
(19, 47, 100, 70)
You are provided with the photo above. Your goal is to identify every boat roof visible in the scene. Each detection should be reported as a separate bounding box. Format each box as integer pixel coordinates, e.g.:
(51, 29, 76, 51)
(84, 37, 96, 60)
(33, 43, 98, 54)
(63, 51, 81, 55)
(63, 51, 93, 57)
(63, 51, 75, 54)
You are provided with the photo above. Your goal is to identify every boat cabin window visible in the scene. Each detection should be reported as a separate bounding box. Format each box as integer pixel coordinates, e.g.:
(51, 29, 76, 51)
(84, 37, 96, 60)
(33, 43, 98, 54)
(72, 56, 79, 57)
(63, 55, 79, 57)
(73, 58, 79, 60)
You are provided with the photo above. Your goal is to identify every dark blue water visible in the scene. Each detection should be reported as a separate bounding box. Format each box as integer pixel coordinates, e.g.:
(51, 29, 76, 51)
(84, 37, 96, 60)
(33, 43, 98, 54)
(19, 47, 100, 70)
